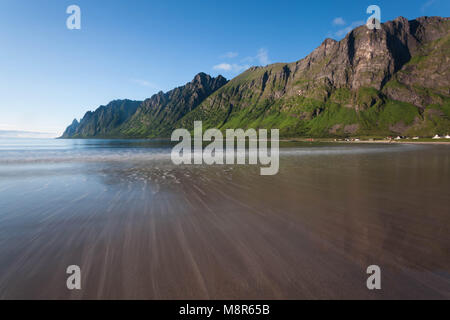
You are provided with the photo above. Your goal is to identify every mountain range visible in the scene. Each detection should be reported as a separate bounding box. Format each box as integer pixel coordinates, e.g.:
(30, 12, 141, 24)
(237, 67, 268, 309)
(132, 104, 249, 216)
(62, 16, 450, 139)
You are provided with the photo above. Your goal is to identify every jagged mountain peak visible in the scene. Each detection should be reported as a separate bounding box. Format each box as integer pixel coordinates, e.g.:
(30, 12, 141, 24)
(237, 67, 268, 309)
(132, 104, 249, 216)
(320, 38, 338, 47)
(193, 72, 210, 81)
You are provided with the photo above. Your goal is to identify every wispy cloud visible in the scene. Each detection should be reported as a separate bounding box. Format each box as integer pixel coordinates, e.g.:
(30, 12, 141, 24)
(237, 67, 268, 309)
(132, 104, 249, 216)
(240, 48, 271, 65)
(333, 20, 365, 38)
(332, 17, 346, 26)
(220, 51, 238, 59)
(213, 48, 270, 74)
(213, 63, 249, 73)
(256, 48, 270, 65)
(130, 78, 161, 90)
(421, 0, 435, 12)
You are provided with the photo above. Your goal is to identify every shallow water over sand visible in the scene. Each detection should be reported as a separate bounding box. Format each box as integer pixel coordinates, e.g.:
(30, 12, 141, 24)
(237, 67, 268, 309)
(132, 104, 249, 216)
(0, 139, 449, 299)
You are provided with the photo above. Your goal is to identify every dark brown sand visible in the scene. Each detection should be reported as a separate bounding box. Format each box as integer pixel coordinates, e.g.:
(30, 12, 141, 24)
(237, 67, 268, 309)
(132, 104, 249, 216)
(0, 142, 449, 299)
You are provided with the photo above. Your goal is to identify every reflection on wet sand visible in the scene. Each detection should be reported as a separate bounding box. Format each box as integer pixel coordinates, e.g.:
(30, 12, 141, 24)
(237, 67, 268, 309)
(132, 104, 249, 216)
(0, 141, 448, 299)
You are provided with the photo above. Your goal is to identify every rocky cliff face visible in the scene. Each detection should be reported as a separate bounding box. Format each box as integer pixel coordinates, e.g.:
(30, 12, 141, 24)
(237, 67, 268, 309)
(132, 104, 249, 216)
(383, 17, 450, 108)
(294, 16, 447, 92)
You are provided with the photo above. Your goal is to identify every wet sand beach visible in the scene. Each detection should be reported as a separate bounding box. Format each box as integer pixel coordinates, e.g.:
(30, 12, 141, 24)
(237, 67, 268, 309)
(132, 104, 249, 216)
(0, 139, 449, 299)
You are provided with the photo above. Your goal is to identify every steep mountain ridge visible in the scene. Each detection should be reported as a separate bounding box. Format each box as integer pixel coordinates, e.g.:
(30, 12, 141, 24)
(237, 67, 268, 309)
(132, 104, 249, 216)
(62, 73, 227, 138)
(61, 99, 142, 138)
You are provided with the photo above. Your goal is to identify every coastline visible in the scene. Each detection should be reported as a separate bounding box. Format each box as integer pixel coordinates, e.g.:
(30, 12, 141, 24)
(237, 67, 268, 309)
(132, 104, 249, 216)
(281, 138, 450, 145)
(337, 140, 450, 145)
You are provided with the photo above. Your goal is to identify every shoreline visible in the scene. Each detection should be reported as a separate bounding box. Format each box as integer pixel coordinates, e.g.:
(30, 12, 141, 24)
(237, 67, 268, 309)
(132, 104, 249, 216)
(338, 140, 450, 145)
(55, 136, 450, 146)
(281, 138, 450, 145)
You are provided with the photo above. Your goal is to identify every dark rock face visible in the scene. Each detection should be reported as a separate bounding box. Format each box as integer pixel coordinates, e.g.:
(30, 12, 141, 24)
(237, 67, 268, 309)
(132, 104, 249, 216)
(383, 17, 450, 108)
(61, 100, 141, 138)
(61, 119, 79, 138)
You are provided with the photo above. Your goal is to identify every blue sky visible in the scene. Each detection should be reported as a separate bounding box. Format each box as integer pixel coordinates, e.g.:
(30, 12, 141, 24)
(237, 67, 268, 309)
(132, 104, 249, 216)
(0, 0, 448, 136)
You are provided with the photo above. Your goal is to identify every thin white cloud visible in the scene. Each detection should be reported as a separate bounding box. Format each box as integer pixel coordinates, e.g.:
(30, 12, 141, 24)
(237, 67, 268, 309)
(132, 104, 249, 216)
(256, 48, 270, 65)
(220, 51, 238, 59)
(130, 78, 160, 90)
(334, 20, 365, 37)
(213, 48, 270, 74)
(240, 56, 254, 63)
(421, 0, 435, 12)
(332, 17, 346, 26)
(213, 63, 249, 73)
(213, 63, 232, 71)
(240, 48, 271, 65)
